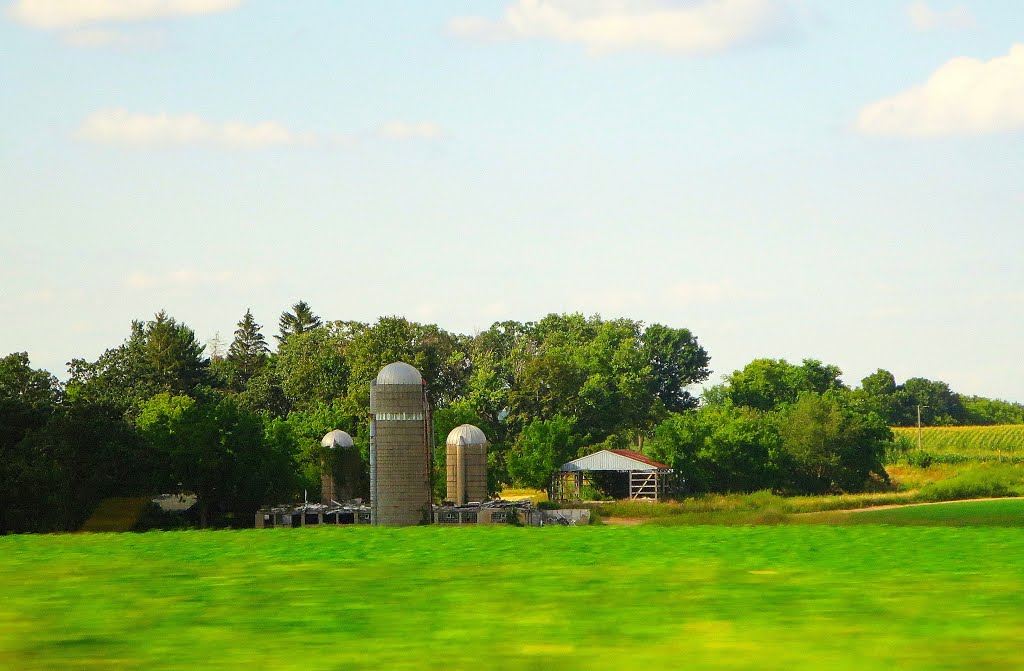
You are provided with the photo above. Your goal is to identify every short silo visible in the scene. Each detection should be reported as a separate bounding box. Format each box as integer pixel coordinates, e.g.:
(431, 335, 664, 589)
(321, 429, 356, 503)
(446, 425, 489, 505)
(369, 362, 433, 526)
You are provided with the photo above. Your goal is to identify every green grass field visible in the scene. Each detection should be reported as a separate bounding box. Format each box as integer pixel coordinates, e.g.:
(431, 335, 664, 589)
(841, 498, 1024, 526)
(4, 526, 1024, 670)
(893, 424, 1024, 462)
(795, 497, 1024, 527)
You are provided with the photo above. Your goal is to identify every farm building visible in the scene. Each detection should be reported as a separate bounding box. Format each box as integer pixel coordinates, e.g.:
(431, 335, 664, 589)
(445, 424, 489, 506)
(320, 429, 357, 504)
(255, 500, 589, 527)
(255, 502, 372, 528)
(255, 361, 594, 529)
(433, 501, 589, 526)
(434, 500, 534, 526)
(554, 449, 675, 501)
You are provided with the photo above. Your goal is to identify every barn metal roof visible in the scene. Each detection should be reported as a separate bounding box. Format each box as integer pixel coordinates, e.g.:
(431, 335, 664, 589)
(560, 449, 671, 473)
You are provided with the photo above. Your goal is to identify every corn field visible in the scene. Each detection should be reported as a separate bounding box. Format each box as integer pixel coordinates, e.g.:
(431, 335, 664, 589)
(893, 425, 1024, 461)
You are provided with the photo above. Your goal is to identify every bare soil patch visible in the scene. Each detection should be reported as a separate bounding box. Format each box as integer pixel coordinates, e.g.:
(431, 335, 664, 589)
(601, 517, 647, 526)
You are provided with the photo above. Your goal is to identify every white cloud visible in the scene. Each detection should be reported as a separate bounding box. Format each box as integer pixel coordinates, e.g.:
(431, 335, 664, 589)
(449, 0, 797, 55)
(378, 121, 445, 140)
(7, 0, 244, 30)
(126, 268, 267, 290)
(77, 109, 214, 145)
(908, 1, 974, 31)
(21, 289, 57, 304)
(77, 110, 444, 148)
(220, 121, 315, 148)
(76, 109, 313, 148)
(856, 44, 1024, 137)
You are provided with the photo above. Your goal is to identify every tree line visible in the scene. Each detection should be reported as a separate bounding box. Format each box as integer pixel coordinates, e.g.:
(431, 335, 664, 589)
(2, 303, 1021, 531)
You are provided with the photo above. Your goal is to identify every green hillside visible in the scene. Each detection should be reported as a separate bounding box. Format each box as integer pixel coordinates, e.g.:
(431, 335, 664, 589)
(893, 424, 1024, 462)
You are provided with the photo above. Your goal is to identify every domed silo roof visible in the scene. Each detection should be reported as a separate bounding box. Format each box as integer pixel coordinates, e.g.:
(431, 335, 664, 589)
(321, 429, 354, 448)
(446, 424, 487, 446)
(375, 361, 422, 385)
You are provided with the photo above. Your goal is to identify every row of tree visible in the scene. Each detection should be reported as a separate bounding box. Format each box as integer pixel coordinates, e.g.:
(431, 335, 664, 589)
(639, 358, 1024, 495)
(1, 307, 710, 530)
(2, 303, 1022, 531)
(707, 358, 1024, 427)
(650, 360, 894, 494)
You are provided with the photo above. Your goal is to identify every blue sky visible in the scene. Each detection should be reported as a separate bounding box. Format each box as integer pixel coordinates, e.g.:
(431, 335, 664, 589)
(2, 0, 1023, 401)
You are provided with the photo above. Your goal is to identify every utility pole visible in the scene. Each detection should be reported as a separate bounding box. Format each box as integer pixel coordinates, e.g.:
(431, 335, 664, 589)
(917, 404, 928, 451)
(208, 332, 225, 362)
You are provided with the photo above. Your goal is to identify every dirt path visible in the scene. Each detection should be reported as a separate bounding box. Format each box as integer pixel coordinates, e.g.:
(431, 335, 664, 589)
(602, 497, 1024, 525)
(806, 495, 1024, 515)
(601, 517, 647, 526)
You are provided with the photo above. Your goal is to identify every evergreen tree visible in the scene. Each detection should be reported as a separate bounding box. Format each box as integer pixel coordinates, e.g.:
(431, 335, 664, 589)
(227, 309, 269, 388)
(144, 311, 206, 395)
(277, 300, 322, 344)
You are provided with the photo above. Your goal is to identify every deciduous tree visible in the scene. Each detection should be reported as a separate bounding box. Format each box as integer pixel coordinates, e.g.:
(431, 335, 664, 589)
(726, 358, 845, 411)
(648, 404, 780, 493)
(778, 392, 890, 493)
(137, 393, 294, 527)
(507, 415, 581, 492)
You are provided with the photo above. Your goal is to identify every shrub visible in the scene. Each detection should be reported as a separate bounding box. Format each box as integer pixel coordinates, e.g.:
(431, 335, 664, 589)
(917, 466, 1024, 502)
(580, 484, 612, 501)
(885, 435, 915, 464)
(906, 451, 934, 469)
(738, 489, 784, 511)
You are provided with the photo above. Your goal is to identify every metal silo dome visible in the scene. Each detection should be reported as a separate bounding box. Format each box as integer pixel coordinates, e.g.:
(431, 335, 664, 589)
(446, 424, 489, 505)
(321, 430, 354, 448)
(375, 362, 423, 385)
(446, 424, 487, 446)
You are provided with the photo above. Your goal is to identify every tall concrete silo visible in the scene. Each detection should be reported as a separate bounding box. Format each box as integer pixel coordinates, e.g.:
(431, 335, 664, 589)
(369, 362, 433, 526)
(321, 429, 356, 503)
(446, 425, 488, 505)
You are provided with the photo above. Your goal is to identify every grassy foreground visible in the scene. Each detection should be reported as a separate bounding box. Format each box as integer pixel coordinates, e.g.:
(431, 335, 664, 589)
(4, 526, 1024, 670)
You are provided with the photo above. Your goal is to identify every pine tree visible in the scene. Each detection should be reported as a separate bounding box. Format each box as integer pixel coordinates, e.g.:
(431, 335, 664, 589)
(144, 310, 206, 394)
(277, 300, 322, 344)
(228, 309, 269, 388)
